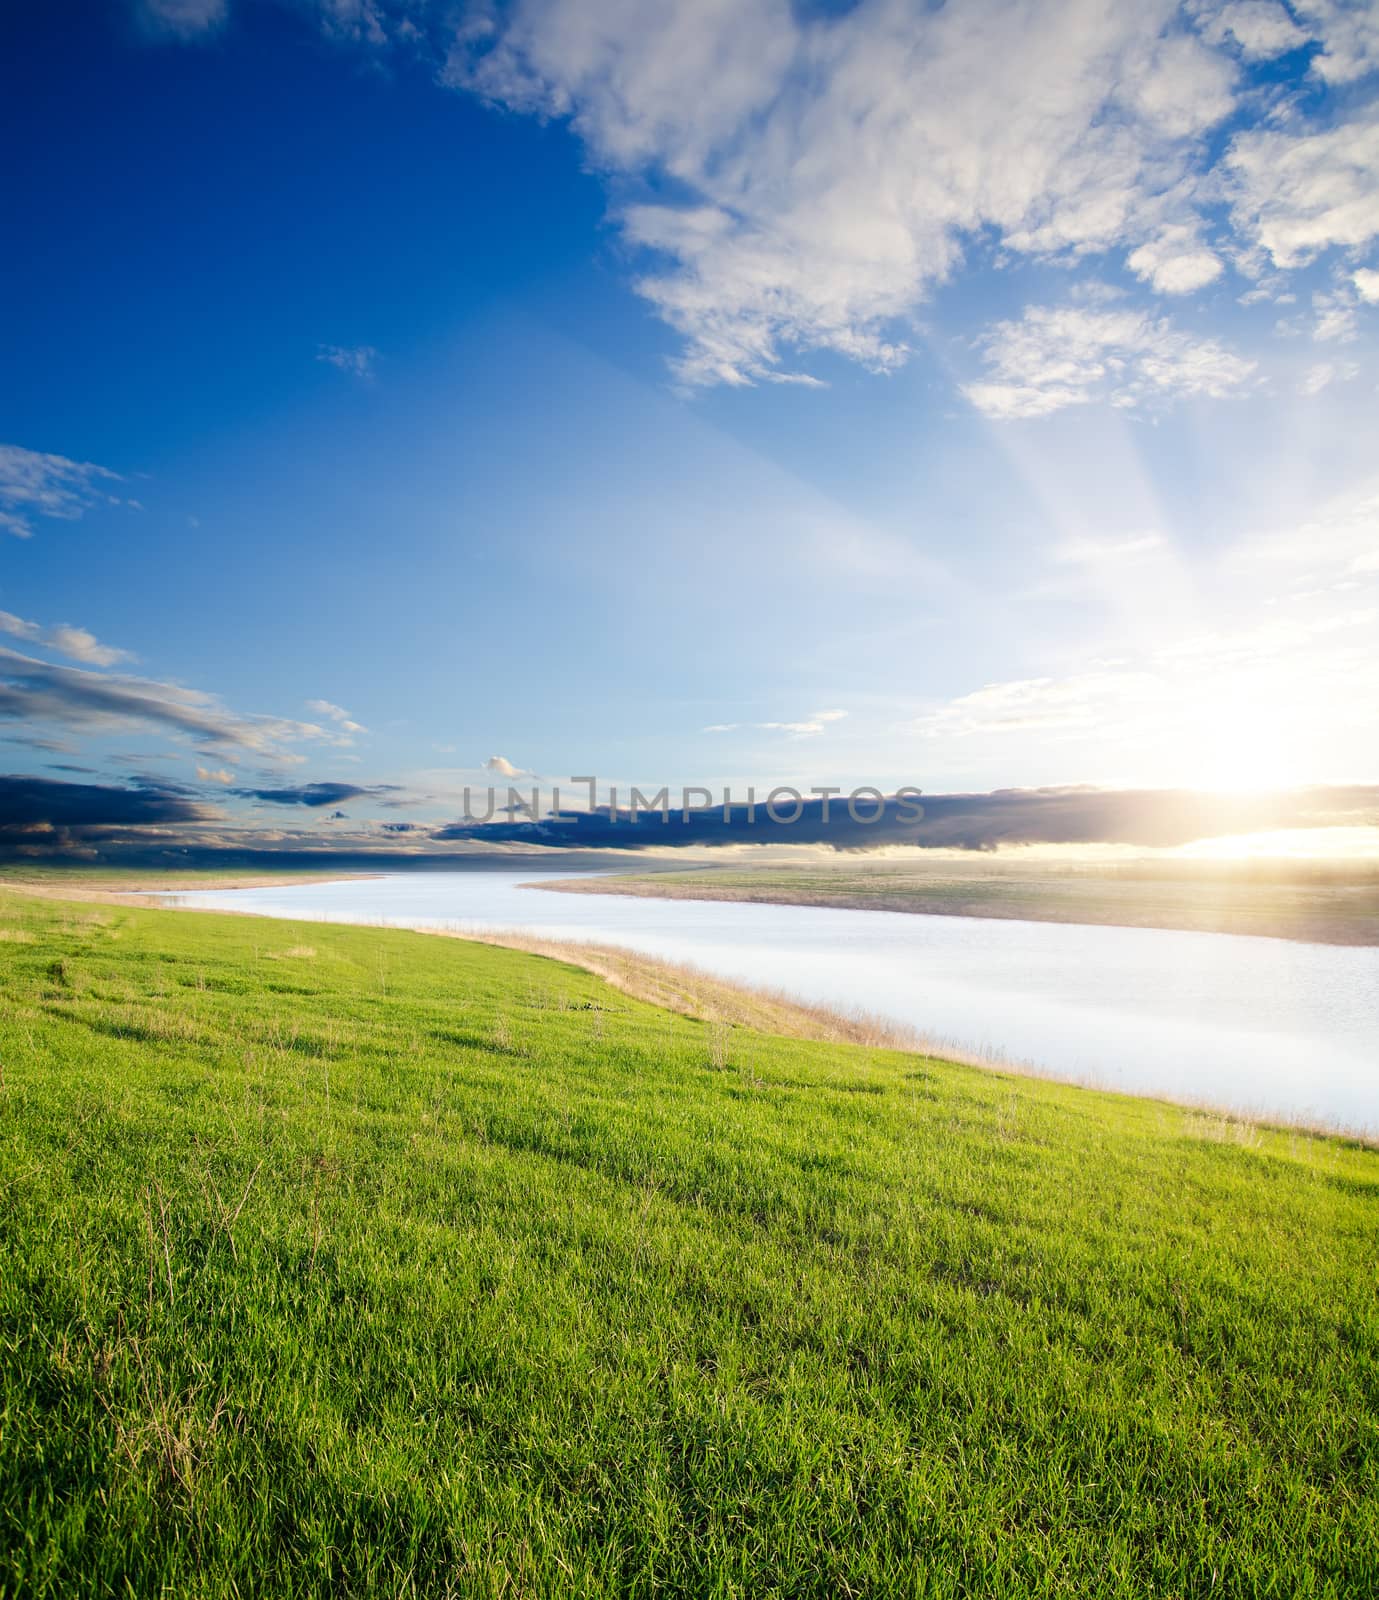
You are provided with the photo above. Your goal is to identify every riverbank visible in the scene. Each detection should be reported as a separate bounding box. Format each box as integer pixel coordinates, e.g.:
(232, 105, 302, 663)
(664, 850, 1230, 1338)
(530, 855, 1379, 946)
(0, 865, 383, 907)
(10, 873, 1374, 1138)
(68, 868, 1379, 1135)
(3, 889, 1376, 1596)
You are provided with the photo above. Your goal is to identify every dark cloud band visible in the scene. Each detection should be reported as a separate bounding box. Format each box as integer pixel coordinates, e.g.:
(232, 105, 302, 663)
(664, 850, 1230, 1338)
(432, 786, 1379, 851)
(3, 774, 1377, 863)
(0, 773, 215, 834)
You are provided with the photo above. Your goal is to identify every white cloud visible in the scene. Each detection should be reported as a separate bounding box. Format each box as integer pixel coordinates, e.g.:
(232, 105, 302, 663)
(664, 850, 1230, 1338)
(443, 0, 1245, 388)
(963, 303, 1255, 419)
(1353, 267, 1379, 302)
(139, 1, 1376, 409)
(1230, 481, 1379, 583)
(0, 443, 121, 539)
(1297, 0, 1379, 84)
(1192, 0, 1309, 60)
(305, 697, 366, 736)
(1228, 111, 1379, 269)
(0, 611, 134, 668)
(1126, 224, 1224, 294)
(197, 765, 236, 784)
(1312, 286, 1359, 341)
(484, 754, 523, 777)
(912, 667, 1166, 740)
(0, 647, 341, 761)
(705, 708, 846, 738)
(316, 343, 379, 377)
(316, 0, 391, 46)
(139, 0, 227, 37)
(1299, 358, 1360, 393)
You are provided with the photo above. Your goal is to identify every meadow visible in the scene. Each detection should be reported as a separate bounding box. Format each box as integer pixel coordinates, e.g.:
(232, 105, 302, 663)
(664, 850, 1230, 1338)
(1, 888, 1376, 1597)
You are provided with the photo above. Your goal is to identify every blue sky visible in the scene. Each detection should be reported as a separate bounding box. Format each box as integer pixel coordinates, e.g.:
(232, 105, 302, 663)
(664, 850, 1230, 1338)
(3, 0, 1378, 855)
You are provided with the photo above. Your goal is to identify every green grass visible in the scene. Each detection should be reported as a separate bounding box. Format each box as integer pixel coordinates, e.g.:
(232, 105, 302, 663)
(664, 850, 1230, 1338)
(1, 891, 1376, 1597)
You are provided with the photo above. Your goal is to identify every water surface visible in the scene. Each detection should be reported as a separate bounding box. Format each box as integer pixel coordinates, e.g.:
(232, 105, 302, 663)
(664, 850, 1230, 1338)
(168, 871, 1379, 1132)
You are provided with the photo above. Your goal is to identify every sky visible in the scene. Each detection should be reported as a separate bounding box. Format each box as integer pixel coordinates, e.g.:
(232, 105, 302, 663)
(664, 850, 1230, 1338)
(3, 0, 1379, 860)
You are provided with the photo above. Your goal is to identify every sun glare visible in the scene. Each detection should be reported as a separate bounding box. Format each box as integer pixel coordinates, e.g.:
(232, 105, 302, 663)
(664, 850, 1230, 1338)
(1176, 827, 1379, 861)
(1168, 694, 1313, 795)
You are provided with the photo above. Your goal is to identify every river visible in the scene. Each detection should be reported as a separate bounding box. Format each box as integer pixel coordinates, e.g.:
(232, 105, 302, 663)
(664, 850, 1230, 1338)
(165, 870, 1379, 1132)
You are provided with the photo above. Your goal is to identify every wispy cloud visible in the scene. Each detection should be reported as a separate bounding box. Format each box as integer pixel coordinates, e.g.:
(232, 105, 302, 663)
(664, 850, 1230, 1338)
(0, 443, 122, 539)
(133, 2, 1379, 410)
(138, 0, 228, 38)
(1192, 1, 1309, 61)
(1055, 533, 1166, 566)
(910, 601, 1379, 788)
(316, 343, 379, 378)
(430, 0, 1372, 391)
(0, 646, 343, 761)
(2, 731, 77, 756)
(442, 1, 1247, 388)
(1228, 479, 1379, 586)
(0, 611, 134, 668)
(704, 709, 847, 738)
(963, 304, 1256, 420)
(1299, 358, 1360, 395)
(1227, 110, 1379, 271)
(305, 698, 366, 739)
(1311, 285, 1360, 342)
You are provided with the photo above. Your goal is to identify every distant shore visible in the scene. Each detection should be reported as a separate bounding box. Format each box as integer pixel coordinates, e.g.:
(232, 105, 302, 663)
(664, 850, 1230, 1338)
(0, 868, 381, 908)
(528, 858, 1379, 946)
(8, 854, 1379, 945)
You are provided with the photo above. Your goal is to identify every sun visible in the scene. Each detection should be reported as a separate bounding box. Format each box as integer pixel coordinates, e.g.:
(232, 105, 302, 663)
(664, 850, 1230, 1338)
(1168, 693, 1310, 795)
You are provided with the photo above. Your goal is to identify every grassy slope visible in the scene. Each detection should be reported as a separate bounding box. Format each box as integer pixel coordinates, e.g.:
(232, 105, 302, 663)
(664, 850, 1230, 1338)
(533, 858, 1379, 946)
(1, 892, 1376, 1598)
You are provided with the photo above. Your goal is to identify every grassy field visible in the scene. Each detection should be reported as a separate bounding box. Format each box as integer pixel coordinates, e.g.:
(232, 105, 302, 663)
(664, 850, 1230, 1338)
(2, 890, 1377, 1597)
(534, 856, 1379, 946)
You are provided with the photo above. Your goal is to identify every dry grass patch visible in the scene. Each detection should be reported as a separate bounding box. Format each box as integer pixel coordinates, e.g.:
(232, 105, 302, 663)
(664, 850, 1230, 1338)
(1183, 1112, 1265, 1149)
(465, 931, 994, 1061)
